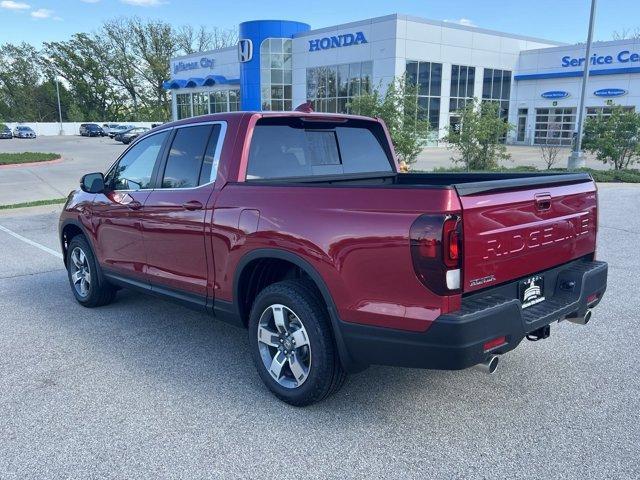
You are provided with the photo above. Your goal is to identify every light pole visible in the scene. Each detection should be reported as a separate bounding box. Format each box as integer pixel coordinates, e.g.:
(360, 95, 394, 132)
(568, 0, 597, 169)
(55, 76, 64, 136)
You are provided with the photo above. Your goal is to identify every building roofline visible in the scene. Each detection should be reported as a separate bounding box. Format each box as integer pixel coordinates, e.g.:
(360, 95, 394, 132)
(293, 13, 567, 47)
(519, 37, 640, 54)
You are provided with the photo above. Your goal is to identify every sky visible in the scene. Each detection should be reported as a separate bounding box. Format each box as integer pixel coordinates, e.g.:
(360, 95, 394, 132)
(0, 0, 639, 47)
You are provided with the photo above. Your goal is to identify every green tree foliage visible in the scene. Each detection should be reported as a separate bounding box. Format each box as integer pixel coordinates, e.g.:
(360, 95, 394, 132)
(0, 18, 237, 122)
(443, 99, 513, 170)
(348, 76, 429, 167)
(583, 106, 640, 170)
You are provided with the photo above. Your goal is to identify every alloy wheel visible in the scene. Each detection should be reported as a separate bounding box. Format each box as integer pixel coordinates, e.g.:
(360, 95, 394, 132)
(257, 304, 311, 389)
(70, 246, 91, 298)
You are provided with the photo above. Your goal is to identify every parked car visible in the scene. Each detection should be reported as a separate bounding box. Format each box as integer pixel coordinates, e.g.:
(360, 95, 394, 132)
(59, 110, 608, 406)
(0, 124, 12, 139)
(13, 125, 36, 138)
(79, 123, 106, 137)
(111, 125, 134, 140)
(120, 127, 149, 144)
(102, 123, 120, 136)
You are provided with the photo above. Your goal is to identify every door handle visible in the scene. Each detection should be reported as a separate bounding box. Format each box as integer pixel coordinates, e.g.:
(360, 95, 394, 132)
(127, 200, 142, 210)
(534, 193, 552, 211)
(182, 200, 203, 211)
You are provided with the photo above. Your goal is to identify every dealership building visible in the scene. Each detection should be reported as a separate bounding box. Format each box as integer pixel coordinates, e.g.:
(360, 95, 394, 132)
(164, 14, 640, 145)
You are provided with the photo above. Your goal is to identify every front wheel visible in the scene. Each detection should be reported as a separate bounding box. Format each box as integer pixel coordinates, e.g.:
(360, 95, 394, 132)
(66, 235, 116, 307)
(248, 279, 346, 406)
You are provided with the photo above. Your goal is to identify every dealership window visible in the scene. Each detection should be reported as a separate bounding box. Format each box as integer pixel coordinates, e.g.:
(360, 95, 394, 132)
(406, 61, 442, 132)
(481, 68, 511, 121)
(175, 89, 240, 119)
(449, 65, 475, 112)
(586, 106, 635, 118)
(176, 93, 192, 120)
(306, 61, 372, 113)
(261, 38, 293, 111)
(534, 107, 576, 146)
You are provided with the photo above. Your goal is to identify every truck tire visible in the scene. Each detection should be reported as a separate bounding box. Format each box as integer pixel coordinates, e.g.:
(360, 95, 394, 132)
(66, 235, 116, 308)
(248, 279, 347, 406)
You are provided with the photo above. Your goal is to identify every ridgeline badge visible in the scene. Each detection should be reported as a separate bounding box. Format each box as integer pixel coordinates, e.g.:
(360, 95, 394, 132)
(308, 32, 367, 52)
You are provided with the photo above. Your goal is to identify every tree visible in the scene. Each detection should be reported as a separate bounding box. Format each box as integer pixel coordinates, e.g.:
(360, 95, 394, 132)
(539, 135, 563, 169)
(583, 106, 640, 170)
(348, 76, 429, 168)
(175, 25, 238, 54)
(443, 99, 512, 170)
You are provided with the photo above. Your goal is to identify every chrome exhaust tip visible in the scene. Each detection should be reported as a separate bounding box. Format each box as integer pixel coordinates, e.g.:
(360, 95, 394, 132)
(476, 355, 499, 374)
(566, 309, 592, 325)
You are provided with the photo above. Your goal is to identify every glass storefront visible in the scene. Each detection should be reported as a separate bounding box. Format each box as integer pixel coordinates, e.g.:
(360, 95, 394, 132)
(261, 38, 293, 111)
(482, 68, 511, 120)
(306, 61, 373, 113)
(534, 107, 576, 145)
(517, 108, 528, 143)
(406, 60, 442, 131)
(175, 89, 241, 120)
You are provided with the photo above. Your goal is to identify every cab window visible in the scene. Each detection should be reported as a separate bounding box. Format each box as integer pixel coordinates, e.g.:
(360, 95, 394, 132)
(110, 131, 168, 191)
(161, 124, 222, 188)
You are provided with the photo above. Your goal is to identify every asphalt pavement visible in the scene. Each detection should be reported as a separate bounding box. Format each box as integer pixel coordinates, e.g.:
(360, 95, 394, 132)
(0, 185, 638, 479)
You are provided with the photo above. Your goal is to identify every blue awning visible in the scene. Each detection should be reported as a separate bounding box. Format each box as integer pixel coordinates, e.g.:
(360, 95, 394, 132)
(163, 75, 240, 90)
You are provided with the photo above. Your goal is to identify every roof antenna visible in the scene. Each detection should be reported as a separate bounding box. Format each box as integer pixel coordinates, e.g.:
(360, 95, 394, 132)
(294, 101, 314, 113)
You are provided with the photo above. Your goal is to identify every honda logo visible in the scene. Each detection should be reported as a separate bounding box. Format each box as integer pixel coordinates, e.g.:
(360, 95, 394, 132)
(238, 39, 253, 63)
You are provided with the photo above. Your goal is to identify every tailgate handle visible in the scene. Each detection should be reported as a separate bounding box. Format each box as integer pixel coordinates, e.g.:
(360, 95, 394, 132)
(535, 193, 552, 211)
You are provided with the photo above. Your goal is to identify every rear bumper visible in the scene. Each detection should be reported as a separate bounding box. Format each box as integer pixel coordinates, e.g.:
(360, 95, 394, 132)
(340, 258, 607, 371)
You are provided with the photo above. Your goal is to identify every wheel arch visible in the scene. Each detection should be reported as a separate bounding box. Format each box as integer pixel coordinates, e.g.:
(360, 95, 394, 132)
(233, 248, 362, 373)
(60, 219, 94, 267)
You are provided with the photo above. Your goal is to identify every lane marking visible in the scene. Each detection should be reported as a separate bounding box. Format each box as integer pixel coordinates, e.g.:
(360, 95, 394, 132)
(0, 224, 63, 259)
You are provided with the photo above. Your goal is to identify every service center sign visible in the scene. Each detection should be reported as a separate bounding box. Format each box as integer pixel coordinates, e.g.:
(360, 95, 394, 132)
(561, 50, 640, 68)
(308, 31, 367, 52)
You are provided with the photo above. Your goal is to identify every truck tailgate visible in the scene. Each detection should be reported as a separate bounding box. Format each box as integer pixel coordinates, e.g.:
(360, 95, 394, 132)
(456, 177, 597, 293)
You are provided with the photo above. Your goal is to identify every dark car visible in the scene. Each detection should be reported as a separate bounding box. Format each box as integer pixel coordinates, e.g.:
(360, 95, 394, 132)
(13, 125, 36, 138)
(0, 125, 12, 139)
(79, 123, 105, 137)
(120, 127, 149, 144)
(59, 111, 607, 406)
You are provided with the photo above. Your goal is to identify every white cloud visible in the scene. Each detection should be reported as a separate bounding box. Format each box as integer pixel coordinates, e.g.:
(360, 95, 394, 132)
(30, 7, 53, 18)
(0, 1, 31, 10)
(120, 0, 165, 6)
(444, 18, 476, 27)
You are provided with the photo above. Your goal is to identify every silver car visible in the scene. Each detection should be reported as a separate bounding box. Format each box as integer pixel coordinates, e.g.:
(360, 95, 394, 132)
(13, 126, 36, 138)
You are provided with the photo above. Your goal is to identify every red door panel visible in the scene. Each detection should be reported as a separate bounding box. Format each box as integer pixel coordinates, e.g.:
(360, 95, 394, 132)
(141, 187, 213, 297)
(91, 190, 151, 282)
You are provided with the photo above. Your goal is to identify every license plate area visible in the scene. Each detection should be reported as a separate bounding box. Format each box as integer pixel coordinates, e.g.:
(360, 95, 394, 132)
(519, 275, 545, 308)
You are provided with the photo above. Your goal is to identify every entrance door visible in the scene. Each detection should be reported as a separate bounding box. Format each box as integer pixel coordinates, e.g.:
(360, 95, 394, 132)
(91, 130, 170, 283)
(141, 123, 224, 304)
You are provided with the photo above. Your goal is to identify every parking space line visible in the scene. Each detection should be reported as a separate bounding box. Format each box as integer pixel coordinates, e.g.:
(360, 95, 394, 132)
(0, 224, 63, 259)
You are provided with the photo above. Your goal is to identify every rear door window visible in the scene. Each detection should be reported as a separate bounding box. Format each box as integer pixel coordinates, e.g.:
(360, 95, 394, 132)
(246, 120, 393, 180)
(161, 125, 217, 188)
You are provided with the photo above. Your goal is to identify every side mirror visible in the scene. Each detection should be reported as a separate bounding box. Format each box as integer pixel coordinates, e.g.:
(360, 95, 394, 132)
(80, 172, 105, 193)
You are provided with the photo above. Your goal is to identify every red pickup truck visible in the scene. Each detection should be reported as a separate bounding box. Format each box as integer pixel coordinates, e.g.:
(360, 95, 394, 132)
(59, 111, 607, 406)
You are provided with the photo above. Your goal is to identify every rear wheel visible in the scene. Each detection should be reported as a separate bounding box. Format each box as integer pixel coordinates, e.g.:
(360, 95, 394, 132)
(66, 235, 116, 307)
(248, 279, 346, 406)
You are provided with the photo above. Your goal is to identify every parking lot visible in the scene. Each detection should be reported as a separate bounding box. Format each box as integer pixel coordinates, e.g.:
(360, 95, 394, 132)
(0, 135, 609, 207)
(0, 184, 637, 479)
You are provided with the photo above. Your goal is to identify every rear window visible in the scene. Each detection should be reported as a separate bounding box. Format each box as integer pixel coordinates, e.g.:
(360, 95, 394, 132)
(246, 118, 393, 180)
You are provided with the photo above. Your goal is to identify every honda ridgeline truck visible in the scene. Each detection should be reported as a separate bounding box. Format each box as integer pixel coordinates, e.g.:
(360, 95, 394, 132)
(59, 110, 608, 406)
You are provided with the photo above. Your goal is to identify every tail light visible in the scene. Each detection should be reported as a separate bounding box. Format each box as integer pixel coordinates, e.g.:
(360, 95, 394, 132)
(410, 214, 462, 295)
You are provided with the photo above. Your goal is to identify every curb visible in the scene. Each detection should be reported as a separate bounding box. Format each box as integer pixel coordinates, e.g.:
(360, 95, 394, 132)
(0, 158, 63, 169)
